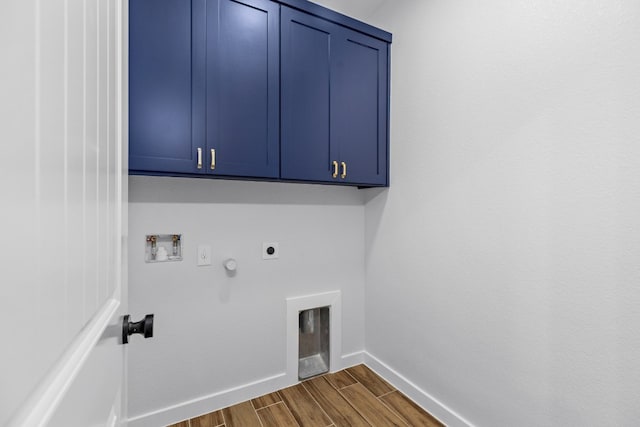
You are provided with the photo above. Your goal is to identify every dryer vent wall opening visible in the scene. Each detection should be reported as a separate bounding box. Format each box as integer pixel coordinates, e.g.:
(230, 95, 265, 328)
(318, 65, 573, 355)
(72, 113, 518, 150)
(298, 306, 330, 380)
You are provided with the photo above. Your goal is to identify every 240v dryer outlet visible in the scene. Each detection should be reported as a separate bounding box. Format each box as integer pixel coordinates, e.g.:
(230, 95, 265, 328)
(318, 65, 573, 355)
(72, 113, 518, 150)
(263, 242, 279, 260)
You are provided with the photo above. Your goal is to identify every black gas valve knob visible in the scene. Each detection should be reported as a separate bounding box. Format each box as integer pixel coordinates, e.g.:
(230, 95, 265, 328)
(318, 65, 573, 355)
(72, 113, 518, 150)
(123, 314, 154, 344)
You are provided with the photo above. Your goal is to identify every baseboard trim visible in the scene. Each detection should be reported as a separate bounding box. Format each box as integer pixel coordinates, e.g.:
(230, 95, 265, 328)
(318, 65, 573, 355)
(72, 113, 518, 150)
(364, 352, 474, 427)
(130, 349, 474, 427)
(128, 372, 290, 427)
(340, 350, 365, 369)
(128, 349, 368, 427)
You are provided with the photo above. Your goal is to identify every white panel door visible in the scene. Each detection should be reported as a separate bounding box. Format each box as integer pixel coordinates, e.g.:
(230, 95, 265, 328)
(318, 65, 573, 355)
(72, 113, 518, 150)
(0, 0, 129, 426)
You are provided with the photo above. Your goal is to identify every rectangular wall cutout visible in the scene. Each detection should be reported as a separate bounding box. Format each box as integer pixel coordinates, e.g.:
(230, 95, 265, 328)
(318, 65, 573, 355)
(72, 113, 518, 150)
(286, 291, 342, 383)
(299, 306, 330, 379)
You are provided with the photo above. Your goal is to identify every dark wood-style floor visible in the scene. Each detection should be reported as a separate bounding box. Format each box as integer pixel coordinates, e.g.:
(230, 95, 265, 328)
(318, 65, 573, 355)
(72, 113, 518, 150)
(168, 364, 444, 427)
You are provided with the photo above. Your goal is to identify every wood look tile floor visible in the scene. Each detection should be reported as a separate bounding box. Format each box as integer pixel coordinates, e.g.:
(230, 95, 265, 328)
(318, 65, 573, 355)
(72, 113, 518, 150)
(168, 365, 444, 427)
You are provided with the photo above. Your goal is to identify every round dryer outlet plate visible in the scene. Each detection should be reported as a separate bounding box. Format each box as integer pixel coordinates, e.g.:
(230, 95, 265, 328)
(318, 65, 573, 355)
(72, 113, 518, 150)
(262, 242, 279, 259)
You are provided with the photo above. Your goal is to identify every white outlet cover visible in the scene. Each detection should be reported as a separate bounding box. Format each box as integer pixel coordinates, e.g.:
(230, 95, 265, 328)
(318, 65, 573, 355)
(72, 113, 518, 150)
(263, 242, 279, 260)
(197, 245, 212, 266)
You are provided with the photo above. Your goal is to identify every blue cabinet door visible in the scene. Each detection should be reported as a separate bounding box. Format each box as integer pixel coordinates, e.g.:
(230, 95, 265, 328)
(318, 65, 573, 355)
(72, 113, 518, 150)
(280, 8, 334, 182)
(204, 0, 280, 178)
(129, 0, 203, 174)
(332, 28, 389, 186)
(281, 7, 389, 186)
(130, 0, 279, 178)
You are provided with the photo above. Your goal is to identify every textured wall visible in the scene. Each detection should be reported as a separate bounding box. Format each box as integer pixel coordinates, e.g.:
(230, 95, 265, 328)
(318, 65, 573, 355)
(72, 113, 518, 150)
(127, 177, 365, 420)
(363, 0, 640, 425)
(126, 0, 640, 425)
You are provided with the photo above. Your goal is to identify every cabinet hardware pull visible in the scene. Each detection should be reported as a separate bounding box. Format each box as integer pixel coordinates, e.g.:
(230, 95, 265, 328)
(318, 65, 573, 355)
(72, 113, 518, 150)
(332, 160, 339, 178)
(210, 149, 216, 170)
(197, 148, 203, 169)
(341, 161, 347, 179)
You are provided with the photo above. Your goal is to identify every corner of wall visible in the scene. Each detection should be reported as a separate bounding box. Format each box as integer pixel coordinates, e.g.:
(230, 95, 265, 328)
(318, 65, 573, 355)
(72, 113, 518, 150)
(364, 352, 473, 427)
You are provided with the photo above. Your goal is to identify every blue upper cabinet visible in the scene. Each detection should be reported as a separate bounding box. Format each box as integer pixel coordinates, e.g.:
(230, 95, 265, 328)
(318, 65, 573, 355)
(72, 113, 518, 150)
(203, 0, 280, 178)
(333, 29, 389, 186)
(130, 0, 279, 178)
(129, 0, 199, 174)
(130, 0, 390, 187)
(281, 6, 389, 186)
(280, 8, 333, 183)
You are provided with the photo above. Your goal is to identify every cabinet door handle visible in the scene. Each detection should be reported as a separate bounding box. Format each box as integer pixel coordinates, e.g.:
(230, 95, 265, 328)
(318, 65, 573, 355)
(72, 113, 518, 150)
(332, 160, 339, 178)
(340, 161, 347, 179)
(197, 147, 203, 169)
(210, 149, 216, 170)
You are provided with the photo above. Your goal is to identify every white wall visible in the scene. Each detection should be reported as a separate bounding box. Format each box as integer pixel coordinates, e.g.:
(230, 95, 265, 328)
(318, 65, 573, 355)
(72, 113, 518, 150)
(305, 0, 386, 19)
(364, 0, 640, 426)
(126, 0, 640, 425)
(127, 176, 365, 424)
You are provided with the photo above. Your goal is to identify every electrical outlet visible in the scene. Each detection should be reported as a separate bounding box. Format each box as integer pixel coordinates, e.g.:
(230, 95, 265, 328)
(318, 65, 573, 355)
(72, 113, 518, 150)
(197, 245, 212, 266)
(262, 242, 279, 260)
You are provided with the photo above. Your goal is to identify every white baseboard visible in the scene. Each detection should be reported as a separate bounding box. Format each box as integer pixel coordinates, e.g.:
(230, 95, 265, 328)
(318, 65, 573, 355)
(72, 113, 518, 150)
(340, 350, 365, 369)
(127, 372, 290, 427)
(129, 349, 472, 427)
(363, 352, 474, 427)
(128, 349, 368, 427)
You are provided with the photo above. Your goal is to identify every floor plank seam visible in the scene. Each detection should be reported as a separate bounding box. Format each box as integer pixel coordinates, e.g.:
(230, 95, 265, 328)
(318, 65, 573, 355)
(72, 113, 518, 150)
(168, 365, 442, 427)
(378, 389, 396, 398)
(325, 371, 357, 391)
(300, 379, 338, 427)
(249, 397, 259, 411)
(323, 375, 339, 391)
(252, 397, 268, 427)
(343, 369, 358, 385)
(376, 394, 412, 426)
(340, 383, 409, 427)
(280, 399, 302, 427)
(256, 407, 266, 427)
(334, 384, 375, 427)
(256, 400, 284, 411)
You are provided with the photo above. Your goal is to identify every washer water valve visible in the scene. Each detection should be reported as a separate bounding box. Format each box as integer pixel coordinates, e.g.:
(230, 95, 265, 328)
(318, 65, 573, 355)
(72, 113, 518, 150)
(145, 234, 183, 263)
